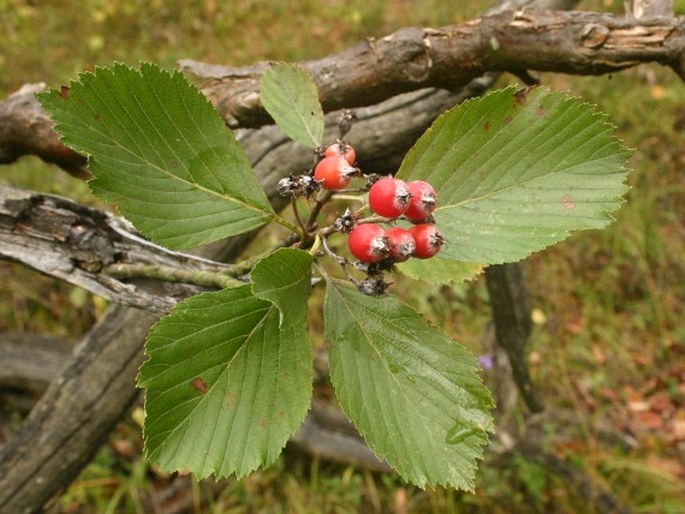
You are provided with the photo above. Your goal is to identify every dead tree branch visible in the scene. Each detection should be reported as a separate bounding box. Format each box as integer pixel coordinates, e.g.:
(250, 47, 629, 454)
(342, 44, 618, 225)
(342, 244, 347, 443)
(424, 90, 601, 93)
(485, 263, 544, 413)
(0, 8, 681, 172)
(0, 304, 159, 514)
(0, 84, 88, 178)
(0, 185, 239, 314)
(182, 9, 685, 127)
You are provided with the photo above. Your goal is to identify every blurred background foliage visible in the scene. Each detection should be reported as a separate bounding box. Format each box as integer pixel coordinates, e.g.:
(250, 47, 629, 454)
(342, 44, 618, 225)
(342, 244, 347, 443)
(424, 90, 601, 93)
(1, 0, 684, 512)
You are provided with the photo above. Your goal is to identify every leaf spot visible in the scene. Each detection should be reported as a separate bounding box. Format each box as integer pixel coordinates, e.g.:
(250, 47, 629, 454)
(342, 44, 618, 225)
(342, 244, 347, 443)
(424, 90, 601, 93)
(483, 121, 491, 131)
(503, 115, 513, 125)
(189, 376, 207, 394)
(514, 87, 531, 105)
(561, 194, 575, 210)
(224, 392, 237, 407)
(59, 85, 70, 100)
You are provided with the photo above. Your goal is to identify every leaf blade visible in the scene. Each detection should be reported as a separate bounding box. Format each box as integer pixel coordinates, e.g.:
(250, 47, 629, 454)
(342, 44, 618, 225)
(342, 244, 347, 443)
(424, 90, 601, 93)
(39, 62, 274, 250)
(260, 63, 324, 148)
(396, 86, 630, 264)
(138, 249, 313, 479)
(324, 278, 493, 489)
(251, 247, 314, 318)
(398, 257, 483, 285)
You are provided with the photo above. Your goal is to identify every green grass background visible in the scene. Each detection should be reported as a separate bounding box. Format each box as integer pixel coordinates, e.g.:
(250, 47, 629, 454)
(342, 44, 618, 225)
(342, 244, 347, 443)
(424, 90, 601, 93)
(1, 0, 685, 512)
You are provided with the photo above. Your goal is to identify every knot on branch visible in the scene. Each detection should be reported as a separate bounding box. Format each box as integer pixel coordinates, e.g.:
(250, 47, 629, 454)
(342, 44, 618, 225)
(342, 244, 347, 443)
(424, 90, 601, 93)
(581, 23, 611, 48)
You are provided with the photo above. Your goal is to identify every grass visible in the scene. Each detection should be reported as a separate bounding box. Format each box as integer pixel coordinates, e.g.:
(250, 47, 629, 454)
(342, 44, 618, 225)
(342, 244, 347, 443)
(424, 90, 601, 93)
(2, 0, 685, 512)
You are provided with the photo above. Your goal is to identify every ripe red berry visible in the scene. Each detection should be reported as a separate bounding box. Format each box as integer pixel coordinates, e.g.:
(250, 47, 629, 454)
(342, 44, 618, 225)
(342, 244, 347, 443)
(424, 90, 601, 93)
(348, 223, 390, 263)
(324, 142, 356, 165)
(368, 177, 411, 219)
(385, 227, 416, 262)
(410, 224, 444, 259)
(405, 180, 437, 220)
(314, 156, 356, 190)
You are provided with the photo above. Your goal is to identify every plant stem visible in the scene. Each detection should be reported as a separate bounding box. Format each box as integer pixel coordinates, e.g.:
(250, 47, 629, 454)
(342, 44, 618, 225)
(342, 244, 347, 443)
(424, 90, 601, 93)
(291, 196, 308, 236)
(218, 242, 297, 278)
(271, 213, 304, 240)
(104, 263, 242, 290)
(307, 190, 333, 230)
(308, 233, 323, 256)
(330, 194, 367, 203)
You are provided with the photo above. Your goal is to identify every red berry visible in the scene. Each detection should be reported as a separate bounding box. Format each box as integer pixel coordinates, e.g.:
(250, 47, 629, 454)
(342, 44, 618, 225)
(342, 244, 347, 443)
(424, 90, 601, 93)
(385, 227, 416, 262)
(410, 224, 444, 259)
(368, 177, 411, 219)
(314, 156, 356, 190)
(325, 142, 356, 165)
(405, 181, 437, 220)
(348, 223, 390, 263)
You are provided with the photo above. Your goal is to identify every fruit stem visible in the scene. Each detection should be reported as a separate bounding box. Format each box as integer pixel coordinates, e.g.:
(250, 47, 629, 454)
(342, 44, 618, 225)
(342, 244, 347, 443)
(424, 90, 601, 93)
(329, 194, 367, 203)
(308, 233, 322, 256)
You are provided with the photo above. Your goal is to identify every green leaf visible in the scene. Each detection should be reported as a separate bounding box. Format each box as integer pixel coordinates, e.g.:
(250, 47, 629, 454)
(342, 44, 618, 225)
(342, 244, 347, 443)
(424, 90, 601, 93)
(324, 278, 493, 490)
(260, 63, 324, 148)
(38, 62, 274, 250)
(138, 249, 313, 478)
(396, 86, 630, 264)
(251, 247, 313, 319)
(398, 257, 483, 285)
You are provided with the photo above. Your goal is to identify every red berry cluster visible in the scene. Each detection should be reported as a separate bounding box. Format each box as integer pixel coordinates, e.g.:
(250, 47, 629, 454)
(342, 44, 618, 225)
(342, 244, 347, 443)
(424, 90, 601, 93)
(348, 176, 443, 264)
(278, 111, 444, 295)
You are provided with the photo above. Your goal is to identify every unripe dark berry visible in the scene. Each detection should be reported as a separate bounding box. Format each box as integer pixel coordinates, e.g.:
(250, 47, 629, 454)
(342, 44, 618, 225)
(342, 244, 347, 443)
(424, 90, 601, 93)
(368, 177, 411, 219)
(314, 156, 356, 190)
(324, 142, 356, 165)
(410, 223, 444, 259)
(385, 226, 416, 262)
(405, 180, 437, 220)
(348, 223, 390, 263)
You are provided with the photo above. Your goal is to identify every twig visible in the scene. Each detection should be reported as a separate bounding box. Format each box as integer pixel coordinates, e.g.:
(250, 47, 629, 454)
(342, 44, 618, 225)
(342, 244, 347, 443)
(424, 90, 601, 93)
(103, 263, 241, 290)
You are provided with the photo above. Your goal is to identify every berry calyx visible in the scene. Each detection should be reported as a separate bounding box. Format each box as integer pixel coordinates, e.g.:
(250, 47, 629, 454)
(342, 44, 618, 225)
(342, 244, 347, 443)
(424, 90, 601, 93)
(368, 177, 411, 219)
(410, 224, 444, 259)
(324, 142, 356, 165)
(314, 156, 356, 190)
(348, 223, 390, 263)
(385, 227, 416, 262)
(405, 180, 437, 220)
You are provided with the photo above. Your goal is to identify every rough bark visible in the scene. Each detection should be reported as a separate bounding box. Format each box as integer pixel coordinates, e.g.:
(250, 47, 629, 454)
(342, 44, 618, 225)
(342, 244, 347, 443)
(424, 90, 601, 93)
(0, 333, 73, 418)
(0, 333, 72, 397)
(0, 305, 159, 514)
(182, 9, 684, 128)
(0, 84, 88, 178)
(0, 185, 234, 314)
(485, 263, 544, 413)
